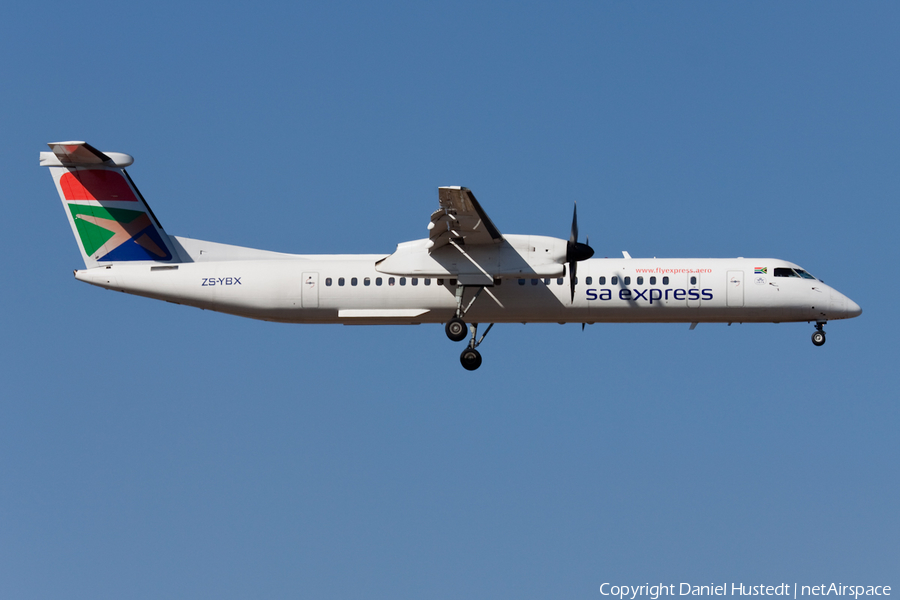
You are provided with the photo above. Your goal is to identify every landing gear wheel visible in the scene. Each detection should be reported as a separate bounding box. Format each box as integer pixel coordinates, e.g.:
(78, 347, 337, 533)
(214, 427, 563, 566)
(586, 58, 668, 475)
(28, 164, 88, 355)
(460, 347, 483, 371)
(446, 317, 467, 342)
(811, 331, 826, 346)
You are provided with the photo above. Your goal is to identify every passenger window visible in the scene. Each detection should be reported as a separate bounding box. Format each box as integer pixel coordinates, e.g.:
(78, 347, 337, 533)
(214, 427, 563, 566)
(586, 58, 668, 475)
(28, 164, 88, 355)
(543, 278, 551, 285)
(376, 277, 382, 286)
(650, 276, 656, 285)
(663, 276, 669, 285)
(400, 277, 407, 286)
(531, 279, 538, 285)
(325, 278, 332, 286)
(437, 278, 444, 285)
(338, 277, 345, 286)
(351, 277, 358, 286)
(586, 276, 592, 285)
(598, 276, 606, 285)
(518, 279, 525, 285)
(637, 276, 643, 285)
(389, 277, 395, 286)
(690, 276, 697, 285)
(412, 278, 418, 286)
(611, 276, 618, 285)
(624, 276, 631, 285)
(494, 279, 502, 286)
(424, 278, 431, 286)
(364, 277, 371, 286)
(450, 279, 457, 286)
(557, 278, 564, 285)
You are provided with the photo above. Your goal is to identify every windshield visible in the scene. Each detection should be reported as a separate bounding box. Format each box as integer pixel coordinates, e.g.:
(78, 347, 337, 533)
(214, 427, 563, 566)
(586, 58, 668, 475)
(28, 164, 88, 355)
(774, 267, 817, 280)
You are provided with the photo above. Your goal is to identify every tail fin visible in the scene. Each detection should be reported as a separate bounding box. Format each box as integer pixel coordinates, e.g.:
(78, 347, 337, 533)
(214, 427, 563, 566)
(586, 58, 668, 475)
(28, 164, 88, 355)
(41, 141, 178, 268)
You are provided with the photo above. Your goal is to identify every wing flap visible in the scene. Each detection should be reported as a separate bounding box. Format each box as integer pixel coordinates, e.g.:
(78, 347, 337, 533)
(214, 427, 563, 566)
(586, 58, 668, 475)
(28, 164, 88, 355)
(428, 187, 502, 250)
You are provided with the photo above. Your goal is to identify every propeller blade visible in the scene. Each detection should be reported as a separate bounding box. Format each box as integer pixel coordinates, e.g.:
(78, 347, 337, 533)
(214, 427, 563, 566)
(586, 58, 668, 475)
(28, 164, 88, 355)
(569, 202, 578, 244)
(569, 260, 577, 303)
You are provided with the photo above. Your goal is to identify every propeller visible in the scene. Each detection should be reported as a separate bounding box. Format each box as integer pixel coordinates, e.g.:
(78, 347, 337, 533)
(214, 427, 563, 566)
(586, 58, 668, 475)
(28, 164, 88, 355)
(566, 202, 594, 303)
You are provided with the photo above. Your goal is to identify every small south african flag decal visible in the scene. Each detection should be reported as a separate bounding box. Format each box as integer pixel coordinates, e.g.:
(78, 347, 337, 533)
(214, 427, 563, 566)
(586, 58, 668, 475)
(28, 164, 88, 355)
(754, 267, 767, 274)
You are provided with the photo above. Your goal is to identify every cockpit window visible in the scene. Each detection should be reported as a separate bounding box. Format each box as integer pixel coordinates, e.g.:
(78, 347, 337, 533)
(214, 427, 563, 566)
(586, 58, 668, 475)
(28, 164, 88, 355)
(774, 267, 817, 280)
(774, 268, 800, 278)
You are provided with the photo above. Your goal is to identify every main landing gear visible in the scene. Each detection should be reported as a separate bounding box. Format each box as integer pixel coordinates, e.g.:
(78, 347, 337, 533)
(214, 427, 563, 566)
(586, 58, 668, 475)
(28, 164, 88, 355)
(459, 323, 494, 371)
(460, 347, 482, 371)
(445, 317, 467, 342)
(445, 283, 494, 370)
(811, 321, 827, 346)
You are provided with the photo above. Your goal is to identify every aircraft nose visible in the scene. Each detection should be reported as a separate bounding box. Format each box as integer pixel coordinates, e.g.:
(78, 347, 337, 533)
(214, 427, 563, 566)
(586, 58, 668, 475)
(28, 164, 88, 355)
(830, 292, 862, 319)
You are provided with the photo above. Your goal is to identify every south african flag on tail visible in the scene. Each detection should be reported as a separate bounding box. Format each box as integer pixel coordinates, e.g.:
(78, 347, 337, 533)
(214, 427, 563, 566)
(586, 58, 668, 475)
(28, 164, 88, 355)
(41, 141, 178, 269)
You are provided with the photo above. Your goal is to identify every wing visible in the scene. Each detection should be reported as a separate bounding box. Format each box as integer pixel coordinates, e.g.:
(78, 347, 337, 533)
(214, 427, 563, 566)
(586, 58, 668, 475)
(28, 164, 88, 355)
(427, 187, 502, 250)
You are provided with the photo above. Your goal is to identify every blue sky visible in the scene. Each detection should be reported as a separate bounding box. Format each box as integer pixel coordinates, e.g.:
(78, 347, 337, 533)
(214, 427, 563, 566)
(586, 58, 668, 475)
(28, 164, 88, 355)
(2, 2, 897, 598)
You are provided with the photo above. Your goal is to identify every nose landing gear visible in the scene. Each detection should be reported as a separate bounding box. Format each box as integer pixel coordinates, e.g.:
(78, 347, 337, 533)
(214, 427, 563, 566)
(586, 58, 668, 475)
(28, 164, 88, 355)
(812, 321, 826, 346)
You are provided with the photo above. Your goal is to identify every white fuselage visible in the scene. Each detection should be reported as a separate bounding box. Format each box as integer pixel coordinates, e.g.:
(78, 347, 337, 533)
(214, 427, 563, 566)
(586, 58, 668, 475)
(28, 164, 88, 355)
(75, 249, 861, 326)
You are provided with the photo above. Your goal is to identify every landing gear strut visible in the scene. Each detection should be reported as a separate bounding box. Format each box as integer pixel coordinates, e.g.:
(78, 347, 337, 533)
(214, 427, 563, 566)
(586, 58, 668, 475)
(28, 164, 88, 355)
(811, 321, 826, 346)
(444, 284, 484, 342)
(459, 322, 494, 371)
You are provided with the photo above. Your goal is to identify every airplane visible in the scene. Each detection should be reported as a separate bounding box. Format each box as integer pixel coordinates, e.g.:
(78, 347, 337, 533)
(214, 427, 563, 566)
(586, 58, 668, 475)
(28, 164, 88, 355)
(43, 141, 862, 370)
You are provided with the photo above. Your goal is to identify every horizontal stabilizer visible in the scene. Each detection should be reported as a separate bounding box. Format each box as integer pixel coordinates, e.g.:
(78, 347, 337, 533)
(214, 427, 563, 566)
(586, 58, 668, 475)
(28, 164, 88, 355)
(40, 141, 134, 168)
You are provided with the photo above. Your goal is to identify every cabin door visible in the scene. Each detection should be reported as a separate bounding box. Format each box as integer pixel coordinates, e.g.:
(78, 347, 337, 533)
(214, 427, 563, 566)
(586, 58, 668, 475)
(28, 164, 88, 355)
(301, 272, 319, 308)
(687, 274, 701, 308)
(726, 270, 744, 307)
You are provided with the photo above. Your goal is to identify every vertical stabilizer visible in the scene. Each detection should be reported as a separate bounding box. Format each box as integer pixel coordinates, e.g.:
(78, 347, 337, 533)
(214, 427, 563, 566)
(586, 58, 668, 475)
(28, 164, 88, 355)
(41, 141, 178, 269)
